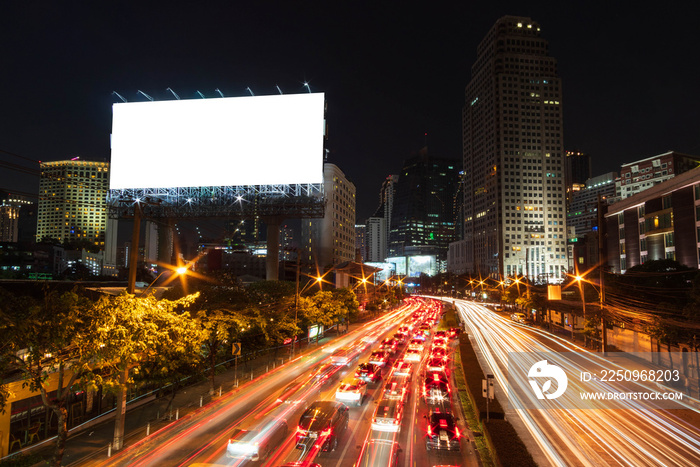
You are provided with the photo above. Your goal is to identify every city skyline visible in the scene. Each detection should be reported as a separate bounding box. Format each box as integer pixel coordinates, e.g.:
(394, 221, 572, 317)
(1, 3, 699, 222)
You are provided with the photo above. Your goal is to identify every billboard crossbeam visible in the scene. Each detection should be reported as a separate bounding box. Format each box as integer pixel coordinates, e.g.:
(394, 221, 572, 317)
(107, 183, 325, 220)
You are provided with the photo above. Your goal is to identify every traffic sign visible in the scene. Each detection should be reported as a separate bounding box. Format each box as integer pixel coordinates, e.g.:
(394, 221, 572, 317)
(232, 342, 241, 356)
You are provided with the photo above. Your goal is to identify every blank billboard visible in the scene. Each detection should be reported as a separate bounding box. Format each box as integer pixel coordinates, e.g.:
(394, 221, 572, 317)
(110, 93, 325, 189)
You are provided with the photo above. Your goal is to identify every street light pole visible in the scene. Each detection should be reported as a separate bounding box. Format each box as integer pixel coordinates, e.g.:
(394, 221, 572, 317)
(114, 202, 143, 450)
(293, 254, 300, 358)
(576, 274, 587, 347)
(597, 194, 608, 355)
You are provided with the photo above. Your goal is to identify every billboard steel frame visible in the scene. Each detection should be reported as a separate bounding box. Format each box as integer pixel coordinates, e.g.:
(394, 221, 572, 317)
(107, 183, 325, 219)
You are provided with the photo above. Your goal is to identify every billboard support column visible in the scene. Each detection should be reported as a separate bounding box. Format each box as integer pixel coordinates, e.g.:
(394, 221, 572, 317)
(264, 216, 283, 280)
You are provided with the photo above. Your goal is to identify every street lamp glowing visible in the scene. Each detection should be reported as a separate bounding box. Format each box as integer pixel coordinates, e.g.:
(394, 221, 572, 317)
(176, 266, 188, 275)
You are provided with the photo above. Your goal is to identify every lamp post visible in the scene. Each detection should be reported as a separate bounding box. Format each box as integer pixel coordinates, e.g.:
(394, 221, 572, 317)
(139, 266, 188, 297)
(114, 262, 187, 450)
(574, 273, 586, 347)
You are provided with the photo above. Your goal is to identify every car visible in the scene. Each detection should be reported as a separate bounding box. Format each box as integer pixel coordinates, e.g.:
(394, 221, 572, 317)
(412, 332, 427, 342)
(392, 360, 414, 378)
(426, 356, 447, 373)
(369, 350, 390, 367)
(448, 327, 461, 338)
(227, 418, 288, 461)
(434, 330, 447, 339)
(310, 363, 340, 385)
(277, 380, 320, 408)
(296, 401, 349, 452)
(404, 348, 422, 362)
(355, 362, 382, 383)
(399, 325, 412, 334)
(330, 347, 356, 366)
(356, 439, 400, 467)
(371, 398, 404, 432)
(419, 324, 431, 335)
(408, 338, 425, 352)
(383, 375, 409, 401)
(280, 462, 322, 467)
(423, 371, 450, 404)
(511, 312, 526, 323)
(425, 410, 461, 451)
(381, 338, 399, 355)
(335, 378, 367, 406)
(432, 338, 448, 349)
(430, 347, 448, 360)
(393, 332, 407, 344)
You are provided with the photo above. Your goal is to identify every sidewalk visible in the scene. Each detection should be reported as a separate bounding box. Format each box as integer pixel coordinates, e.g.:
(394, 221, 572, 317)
(4, 322, 364, 467)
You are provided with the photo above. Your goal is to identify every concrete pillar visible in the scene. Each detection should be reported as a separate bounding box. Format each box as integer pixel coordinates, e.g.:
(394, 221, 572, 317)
(264, 216, 283, 280)
(157, 218, 174, 265)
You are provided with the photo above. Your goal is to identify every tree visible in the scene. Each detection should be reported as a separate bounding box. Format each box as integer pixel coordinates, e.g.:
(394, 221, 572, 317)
(84, 292, 203, 449)
(2, 289, 95, 467)
(196, 309, 248, 393)
(683, 271, 700, 321)
(648, 316, 680, 369)
(332, 288, 360, 330)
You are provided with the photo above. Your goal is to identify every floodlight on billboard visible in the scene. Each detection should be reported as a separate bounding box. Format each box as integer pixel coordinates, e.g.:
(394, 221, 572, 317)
(109, 93, 325, 190)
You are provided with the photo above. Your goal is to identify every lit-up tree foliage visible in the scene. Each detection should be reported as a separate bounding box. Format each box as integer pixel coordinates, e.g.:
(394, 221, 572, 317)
(83, 292, 204, 451)
(1, 289, 95, 467)
(196, 309, 248, 394)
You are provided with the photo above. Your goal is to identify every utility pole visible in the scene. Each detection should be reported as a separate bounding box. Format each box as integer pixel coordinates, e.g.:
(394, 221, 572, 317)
(598, 194, 608, 355)
(115, 203, 142, 450)
(293, 252, 300, 358)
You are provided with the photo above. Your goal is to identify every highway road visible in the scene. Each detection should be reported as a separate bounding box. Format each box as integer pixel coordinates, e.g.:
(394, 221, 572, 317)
(89, 297, 477, 467)
(447, 298, 700, 467)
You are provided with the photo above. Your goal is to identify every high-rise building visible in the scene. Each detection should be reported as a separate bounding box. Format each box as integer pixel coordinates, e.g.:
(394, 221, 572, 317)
(355, 224, 366, 262)
(567, 172, 617, 271)
(565, 151, 592, 186)
(567, 172, 617, 237)
(388, 147, 460, 269)
(302, 163, 356, 269)
(460, 16, 568, 282)
(365, 217, 386, 262)
(375, 175, 399, 250)
(616, 151, 700, 200)
(605, 167, 700, 272)
(37, 160, 109, 247)
(0, 191, 33, 243)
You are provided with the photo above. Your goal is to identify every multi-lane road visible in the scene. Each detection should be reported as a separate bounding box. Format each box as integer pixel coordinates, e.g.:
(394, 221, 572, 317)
(448, 298, 700, 467)
(86, 296, 700, 467)
(90, 298, 476, 467)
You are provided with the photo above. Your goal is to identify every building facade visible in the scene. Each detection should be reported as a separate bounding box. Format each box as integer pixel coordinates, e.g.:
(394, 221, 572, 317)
(0, 191, 34, 243)
(302, 163, 356, 269)
(567, 172, 617, 239)
(461, 15, 568, 283)
(365, 217, 386, 262)
(376, 175, 398, 251)
(36, 160, 109, 247)
(355, 224, 366, 262)
(388, 148, 460, 270)
(605, 167, 700, 273)
(565, 151, 592, 186)
(616, 151, 700, 201)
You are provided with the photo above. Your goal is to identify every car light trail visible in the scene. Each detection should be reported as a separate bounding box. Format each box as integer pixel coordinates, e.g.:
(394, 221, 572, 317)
(443, 298, 700, 467)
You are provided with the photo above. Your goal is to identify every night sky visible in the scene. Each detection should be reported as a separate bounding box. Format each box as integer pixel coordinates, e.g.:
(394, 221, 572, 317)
(1, 1, 699, 223)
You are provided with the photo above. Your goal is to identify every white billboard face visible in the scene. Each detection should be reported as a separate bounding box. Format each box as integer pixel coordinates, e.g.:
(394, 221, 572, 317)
(110, 93, 325, 189)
